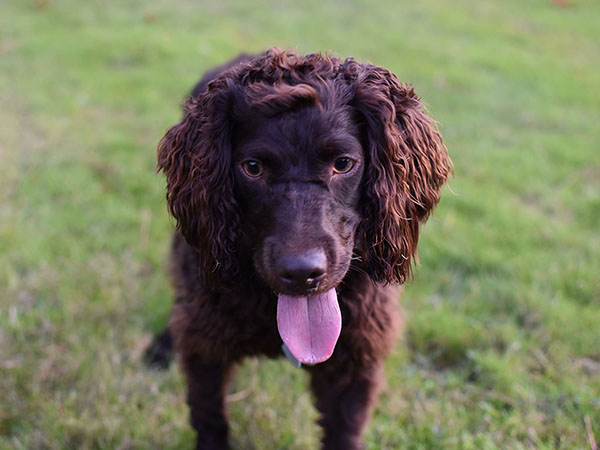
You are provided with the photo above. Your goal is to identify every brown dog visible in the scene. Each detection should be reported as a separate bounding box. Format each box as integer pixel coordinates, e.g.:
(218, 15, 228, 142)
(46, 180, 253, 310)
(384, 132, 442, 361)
(149, 48, 451, 450)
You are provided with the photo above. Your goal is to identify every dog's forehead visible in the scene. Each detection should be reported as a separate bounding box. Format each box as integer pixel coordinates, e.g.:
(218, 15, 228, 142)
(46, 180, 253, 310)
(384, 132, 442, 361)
(233, 104, 360, 162)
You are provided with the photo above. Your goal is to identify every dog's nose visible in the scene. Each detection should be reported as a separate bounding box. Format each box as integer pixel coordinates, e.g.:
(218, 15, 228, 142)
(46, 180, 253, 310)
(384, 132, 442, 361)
(278, 250, 327, 290)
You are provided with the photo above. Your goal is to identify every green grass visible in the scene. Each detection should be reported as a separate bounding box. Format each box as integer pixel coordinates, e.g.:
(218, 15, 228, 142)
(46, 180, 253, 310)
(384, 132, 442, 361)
(1, 0, 599, 448)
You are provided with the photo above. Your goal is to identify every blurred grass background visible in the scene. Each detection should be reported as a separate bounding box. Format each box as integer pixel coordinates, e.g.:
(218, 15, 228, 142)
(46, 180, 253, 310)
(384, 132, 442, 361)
(1, 0, 599, 448)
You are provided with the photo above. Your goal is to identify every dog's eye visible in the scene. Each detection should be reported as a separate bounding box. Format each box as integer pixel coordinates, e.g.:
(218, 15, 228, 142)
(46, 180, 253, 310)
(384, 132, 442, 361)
(333, 157, 355, 174)
(241, 160, 264, 178)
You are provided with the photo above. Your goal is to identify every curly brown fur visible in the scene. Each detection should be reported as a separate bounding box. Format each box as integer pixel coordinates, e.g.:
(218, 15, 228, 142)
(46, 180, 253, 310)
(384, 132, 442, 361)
(152, 48, 451, 450)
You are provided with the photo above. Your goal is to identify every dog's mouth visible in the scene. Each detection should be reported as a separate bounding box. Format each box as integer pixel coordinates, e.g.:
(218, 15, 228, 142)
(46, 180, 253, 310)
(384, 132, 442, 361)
(276, 288, 342, 365)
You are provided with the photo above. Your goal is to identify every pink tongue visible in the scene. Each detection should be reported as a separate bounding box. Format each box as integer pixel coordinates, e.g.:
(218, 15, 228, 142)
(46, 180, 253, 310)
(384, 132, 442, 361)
(277, 289, 342, 365)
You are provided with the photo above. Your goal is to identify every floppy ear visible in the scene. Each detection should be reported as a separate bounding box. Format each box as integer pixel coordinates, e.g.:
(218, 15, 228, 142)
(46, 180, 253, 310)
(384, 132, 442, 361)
(157, 79, 241, 287)
(351, 64, 452, 284)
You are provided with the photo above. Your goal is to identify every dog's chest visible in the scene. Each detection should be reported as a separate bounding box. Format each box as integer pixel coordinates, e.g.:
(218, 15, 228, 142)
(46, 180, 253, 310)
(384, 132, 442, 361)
(216, 289, 282, 357)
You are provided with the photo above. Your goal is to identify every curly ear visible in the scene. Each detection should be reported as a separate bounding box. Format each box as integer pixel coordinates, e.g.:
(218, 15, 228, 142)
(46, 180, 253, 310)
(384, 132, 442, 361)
(351, 64, 452, 284)
(157, 80, 241, 287)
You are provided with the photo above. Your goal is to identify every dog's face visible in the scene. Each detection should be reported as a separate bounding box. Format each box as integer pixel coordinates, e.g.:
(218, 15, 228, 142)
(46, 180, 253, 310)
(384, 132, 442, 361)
(157, 49, 451, 364)
(232, 103, 364, 297)
(231, 102, 368, 364)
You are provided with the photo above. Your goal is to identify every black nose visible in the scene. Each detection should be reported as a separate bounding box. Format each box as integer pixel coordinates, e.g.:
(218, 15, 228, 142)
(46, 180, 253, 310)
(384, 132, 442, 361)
(277, 250, 327, 291)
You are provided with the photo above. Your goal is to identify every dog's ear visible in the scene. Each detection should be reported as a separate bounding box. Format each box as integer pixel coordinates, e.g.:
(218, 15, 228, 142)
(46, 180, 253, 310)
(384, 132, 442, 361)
(350, 63, 452, 284)
(157, 79, 241, 287)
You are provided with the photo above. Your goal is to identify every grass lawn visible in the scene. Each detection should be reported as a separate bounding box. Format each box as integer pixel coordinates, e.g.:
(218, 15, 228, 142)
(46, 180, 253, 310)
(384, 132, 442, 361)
(1, 0, 599, 448)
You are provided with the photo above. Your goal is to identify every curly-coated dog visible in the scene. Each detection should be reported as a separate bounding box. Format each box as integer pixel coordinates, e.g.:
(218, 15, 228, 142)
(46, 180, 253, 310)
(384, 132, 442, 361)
(148, 48, 451, 450)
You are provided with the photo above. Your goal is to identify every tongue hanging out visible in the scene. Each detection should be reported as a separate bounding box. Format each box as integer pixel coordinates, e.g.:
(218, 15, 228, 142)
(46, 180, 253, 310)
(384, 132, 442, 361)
(276, 289, 342, 365)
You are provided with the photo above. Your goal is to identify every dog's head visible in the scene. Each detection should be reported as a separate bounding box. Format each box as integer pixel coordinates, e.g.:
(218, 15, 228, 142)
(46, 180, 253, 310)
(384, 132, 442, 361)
(158, 48, 451, 363)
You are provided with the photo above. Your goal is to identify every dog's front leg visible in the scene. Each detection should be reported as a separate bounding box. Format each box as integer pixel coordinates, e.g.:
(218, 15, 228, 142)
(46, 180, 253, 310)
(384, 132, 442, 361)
(183, 355, 234, 450)
(309, 361, 384, 450)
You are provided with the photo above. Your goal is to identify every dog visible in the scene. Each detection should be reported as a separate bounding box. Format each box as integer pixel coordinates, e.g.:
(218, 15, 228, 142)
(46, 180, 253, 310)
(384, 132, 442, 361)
(147, 48, 451, 449)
